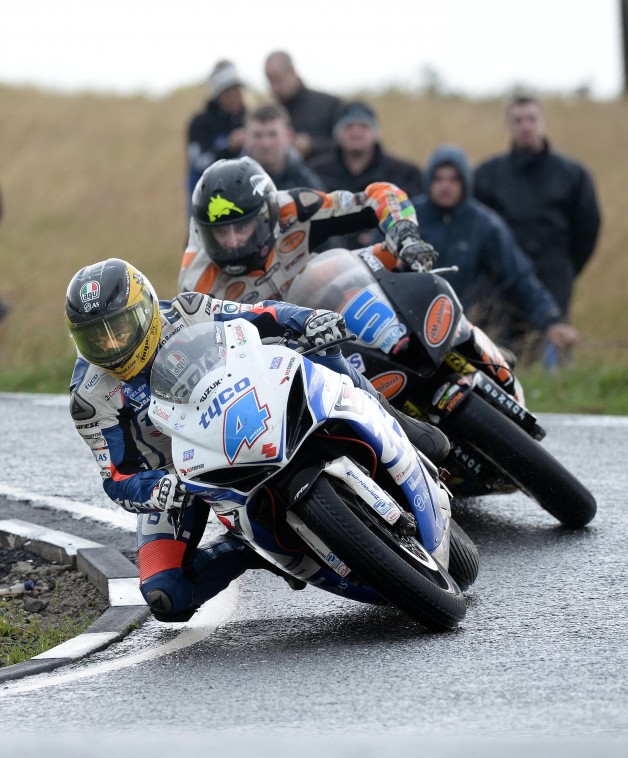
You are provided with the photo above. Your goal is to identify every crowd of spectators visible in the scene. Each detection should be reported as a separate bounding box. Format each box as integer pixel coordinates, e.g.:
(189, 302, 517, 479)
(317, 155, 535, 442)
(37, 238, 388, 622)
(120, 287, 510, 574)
(183, 57, 601, 365)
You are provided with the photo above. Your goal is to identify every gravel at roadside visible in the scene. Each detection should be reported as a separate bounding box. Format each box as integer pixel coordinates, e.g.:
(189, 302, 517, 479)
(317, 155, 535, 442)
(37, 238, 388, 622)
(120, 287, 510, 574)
(1, 542, 109, 666)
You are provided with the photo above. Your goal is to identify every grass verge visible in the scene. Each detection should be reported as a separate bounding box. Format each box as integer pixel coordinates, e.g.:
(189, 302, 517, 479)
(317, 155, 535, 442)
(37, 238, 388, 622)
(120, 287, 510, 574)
(516, 355, 628, 415)
(0, 599, 99, 667)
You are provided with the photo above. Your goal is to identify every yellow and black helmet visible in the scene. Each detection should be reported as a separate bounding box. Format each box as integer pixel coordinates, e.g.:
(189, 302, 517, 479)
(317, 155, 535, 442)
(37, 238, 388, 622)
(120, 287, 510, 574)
(65, 258, 160, 380)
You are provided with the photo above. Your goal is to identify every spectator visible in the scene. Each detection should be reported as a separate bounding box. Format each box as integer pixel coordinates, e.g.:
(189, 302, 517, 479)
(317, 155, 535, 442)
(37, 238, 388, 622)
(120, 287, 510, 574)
(185, 60, 247, 216)
(474, 94, 602, 322)
(309, 100, 423, 248)
(264, 50, 343, 163)
(311, 101, 422, 196)
(242, 103, 326, 191)
(412, 145, 579, 358)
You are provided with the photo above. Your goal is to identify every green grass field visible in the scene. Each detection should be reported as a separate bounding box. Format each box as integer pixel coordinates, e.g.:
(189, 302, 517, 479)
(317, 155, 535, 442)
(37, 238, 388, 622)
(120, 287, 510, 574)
(1, 84, 627, 413)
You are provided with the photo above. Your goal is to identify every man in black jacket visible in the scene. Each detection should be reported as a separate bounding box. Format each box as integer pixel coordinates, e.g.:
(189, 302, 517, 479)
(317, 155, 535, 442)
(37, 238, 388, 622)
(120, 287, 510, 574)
(310, 101, 422, 197)
(264, 51, 343, 164)
(412, 145, 579, 358)
(309, 101, 423, 250)
(185, 61, 247, 216)
(474, 95, 601, 319)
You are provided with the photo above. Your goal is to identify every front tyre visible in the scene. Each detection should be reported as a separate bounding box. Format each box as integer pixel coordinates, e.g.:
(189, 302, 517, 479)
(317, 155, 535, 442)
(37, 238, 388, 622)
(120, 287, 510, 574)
(448, 518, 480, 590)
(295, 475, 466, 631)
(443, 393, 596, 528)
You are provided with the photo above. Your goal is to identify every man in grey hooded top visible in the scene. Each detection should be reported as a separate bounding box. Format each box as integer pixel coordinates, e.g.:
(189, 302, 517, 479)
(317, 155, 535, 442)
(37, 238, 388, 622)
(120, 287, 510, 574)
(411, 144, 578, 357)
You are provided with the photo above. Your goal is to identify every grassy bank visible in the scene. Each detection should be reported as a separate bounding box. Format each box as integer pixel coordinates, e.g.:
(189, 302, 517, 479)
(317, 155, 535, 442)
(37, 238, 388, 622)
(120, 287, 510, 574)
(1, 84, 626, 413)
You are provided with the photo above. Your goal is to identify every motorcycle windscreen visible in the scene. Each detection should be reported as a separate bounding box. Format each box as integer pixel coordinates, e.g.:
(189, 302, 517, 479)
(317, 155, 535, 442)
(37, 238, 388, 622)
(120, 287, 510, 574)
(287, 248, 373, 311)
(151, 322, 227, 405)
(287, 249, 407, 354)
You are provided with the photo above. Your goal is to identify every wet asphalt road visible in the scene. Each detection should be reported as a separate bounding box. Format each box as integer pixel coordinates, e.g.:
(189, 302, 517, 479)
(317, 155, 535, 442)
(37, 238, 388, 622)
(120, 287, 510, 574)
(0, 393, 627, 745)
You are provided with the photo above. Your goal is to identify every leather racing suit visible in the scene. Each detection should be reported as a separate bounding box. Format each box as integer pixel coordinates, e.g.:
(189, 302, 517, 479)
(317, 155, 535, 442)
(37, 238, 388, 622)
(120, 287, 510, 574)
(178, 182, 419, 301)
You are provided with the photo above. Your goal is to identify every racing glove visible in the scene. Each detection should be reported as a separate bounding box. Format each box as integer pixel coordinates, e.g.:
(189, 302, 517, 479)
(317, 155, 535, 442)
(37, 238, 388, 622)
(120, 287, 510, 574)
(388, 220, 439, 271)
(149, 474, 187, 514)
(303, 310, 346, 347)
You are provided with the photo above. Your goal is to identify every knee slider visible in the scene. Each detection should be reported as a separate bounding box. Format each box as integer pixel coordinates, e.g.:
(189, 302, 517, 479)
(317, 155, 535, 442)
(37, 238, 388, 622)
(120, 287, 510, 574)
(141, 567, 196, 621)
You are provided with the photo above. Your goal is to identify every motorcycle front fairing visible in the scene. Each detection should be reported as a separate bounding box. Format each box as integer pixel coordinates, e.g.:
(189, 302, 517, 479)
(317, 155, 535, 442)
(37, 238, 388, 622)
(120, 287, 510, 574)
(149, 318, 450, 573)
(149, 319, 342, 499)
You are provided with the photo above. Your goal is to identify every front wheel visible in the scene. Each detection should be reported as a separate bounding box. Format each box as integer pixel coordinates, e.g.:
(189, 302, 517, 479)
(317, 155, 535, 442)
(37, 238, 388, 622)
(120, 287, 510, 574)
(443, 392, 597, 528)
(295, 475, 466, 631)
(448, 518, 480, 590)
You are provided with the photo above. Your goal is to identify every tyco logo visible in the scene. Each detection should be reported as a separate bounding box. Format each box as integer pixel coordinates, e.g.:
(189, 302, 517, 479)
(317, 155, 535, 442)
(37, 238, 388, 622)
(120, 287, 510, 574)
(208, 194, 244, 222)
(199, 377, 252, 428)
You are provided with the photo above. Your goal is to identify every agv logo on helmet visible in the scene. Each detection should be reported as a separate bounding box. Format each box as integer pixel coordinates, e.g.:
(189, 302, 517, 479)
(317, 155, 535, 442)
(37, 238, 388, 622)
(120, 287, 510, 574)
(80, 281, 100, 311)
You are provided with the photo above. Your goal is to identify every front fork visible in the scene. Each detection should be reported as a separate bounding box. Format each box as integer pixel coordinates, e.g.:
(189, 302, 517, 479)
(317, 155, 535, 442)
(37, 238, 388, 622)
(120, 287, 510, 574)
(421, 352, 545, 441)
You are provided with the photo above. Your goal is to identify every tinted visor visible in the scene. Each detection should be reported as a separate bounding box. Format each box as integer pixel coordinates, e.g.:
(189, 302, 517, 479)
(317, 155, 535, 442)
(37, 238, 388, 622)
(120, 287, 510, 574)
(198, 208, 271, 266)
(70, 292, 154, 368)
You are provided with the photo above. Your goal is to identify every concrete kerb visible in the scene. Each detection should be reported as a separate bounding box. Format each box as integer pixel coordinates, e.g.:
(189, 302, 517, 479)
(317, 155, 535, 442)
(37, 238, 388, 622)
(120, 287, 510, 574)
(0, 518, 150, 684)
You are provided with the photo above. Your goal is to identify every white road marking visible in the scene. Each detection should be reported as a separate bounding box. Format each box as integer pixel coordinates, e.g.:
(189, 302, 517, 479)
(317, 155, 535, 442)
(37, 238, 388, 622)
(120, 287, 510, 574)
(0, 484, 136, 532)
(0, 581, 239, 696)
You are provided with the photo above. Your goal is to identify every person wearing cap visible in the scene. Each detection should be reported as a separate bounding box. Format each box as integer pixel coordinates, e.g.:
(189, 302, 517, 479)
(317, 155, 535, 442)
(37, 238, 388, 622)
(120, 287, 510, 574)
(309, 100, 423, 248)
(264, 51, 343, 164)
(185, 60, 247, 217)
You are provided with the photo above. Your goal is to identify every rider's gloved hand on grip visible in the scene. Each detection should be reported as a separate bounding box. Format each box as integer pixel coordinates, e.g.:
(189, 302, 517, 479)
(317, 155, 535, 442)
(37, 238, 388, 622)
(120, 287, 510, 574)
(398, 238, 439, 272)
(387, 219, 438, 272)
(149, 474, 187, 513)
(303, 310, 346, 348)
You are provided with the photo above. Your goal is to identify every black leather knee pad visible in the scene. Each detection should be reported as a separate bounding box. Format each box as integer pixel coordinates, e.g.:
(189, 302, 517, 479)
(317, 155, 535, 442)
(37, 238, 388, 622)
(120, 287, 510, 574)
(145, 588, 198, 623)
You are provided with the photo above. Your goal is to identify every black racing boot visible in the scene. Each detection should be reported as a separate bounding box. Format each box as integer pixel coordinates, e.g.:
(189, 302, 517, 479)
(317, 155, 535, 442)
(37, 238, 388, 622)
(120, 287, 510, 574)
(377, 393, 450, 463)
(244, 547, 307, 591)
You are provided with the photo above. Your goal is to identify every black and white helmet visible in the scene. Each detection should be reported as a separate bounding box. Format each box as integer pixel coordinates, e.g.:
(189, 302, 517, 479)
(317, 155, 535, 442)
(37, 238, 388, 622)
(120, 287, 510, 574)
(191, 157, 279, 275)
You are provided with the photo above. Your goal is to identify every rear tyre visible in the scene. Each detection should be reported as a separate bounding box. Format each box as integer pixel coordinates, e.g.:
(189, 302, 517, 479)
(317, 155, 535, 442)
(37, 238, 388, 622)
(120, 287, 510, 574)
(443, 393, 596, 527)
(448, 518, 480, 590)
(295, 475, 466, 631)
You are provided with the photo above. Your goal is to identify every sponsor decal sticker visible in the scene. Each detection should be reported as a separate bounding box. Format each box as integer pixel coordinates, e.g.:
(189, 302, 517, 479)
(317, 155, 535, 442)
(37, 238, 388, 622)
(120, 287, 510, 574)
(279, 230, 305, 253)
(80, 281, 100, 303)
(225, 281, 246, 300)
(371, 371, 407, 400)
(183, 448, 194, 462)
(207, 194, 243, 222)
(166, 350, 189, 377)
(270, 356, 283, 370)
(424, 295, 454, 347)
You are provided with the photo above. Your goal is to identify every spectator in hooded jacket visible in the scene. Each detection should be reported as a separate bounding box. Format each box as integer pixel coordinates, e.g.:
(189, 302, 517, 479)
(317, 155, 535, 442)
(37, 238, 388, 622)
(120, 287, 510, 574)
(185, 61, 247, 216)
(474, 95, 601, 320)
(412, 145, 579, 358)
(242, 103, 326, 191)
(264, 51, 343, 164)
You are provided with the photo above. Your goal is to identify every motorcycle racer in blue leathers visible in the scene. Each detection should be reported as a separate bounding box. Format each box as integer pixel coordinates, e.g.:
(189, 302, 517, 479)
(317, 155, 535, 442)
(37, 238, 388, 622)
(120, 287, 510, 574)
(66, 257, 389, 620)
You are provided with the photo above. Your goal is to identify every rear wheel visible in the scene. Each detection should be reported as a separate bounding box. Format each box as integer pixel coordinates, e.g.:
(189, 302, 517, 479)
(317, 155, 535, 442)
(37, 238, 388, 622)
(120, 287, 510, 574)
(442, 393, 596, 528)
(295, 475, 466, 631)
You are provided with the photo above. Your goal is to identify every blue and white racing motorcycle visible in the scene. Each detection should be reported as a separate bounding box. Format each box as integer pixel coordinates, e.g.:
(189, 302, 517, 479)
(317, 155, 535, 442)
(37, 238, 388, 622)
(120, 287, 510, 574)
(148, 319, 479, 631)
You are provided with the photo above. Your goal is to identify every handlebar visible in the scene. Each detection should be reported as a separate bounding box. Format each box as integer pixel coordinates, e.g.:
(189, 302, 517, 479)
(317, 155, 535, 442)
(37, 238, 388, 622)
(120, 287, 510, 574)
(261, 332, 358, 357)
